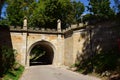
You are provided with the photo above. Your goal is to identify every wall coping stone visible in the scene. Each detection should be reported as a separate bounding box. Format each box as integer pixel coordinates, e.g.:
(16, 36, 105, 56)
(9, 22, 87, 35)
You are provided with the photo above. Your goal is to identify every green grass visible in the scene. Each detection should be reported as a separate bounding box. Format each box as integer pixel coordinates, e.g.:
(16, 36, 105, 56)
(2, 65, 24, 80)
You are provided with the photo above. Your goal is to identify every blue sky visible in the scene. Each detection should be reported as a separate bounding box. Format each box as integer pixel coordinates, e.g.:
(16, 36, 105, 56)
(77, 0, 115, 7)
(1, 0, 115, 18)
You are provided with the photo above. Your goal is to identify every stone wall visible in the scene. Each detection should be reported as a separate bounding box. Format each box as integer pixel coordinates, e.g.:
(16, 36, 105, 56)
(73, 22, 120, 67)
(1, 22, 119, 67)
(10, 32, 27, 65)
(64, 31, 73, 66)
(8, 23, 86, 66)
(72, 30, 88, 64)
(64, 21, 120, 66)
(63, 24, 88, 66)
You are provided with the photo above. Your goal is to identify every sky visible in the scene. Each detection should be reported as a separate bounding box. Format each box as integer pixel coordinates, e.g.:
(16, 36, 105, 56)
(1, 0, 116, 18)
(77, 0, 115, 7)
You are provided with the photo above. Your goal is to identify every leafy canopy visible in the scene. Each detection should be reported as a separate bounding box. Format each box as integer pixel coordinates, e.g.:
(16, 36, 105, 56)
(29, 0, 84, 28)
(85, 0, 115, 22)
(6, 0, 37, 26)
(5, 0, 84, 28)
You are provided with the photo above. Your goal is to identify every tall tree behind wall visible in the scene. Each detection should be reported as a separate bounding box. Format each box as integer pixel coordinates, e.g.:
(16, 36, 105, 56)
(6, 0, 37, 26)
(87, 0, 115, 21)
(6, 0, 84, 28)
(72, 1, 85, 23)
(29, 0, 85, 28)
(29, 0, 73, 28)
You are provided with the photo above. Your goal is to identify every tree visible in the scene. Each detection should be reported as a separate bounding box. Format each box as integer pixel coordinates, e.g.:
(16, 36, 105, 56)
(6, 0, 24, 26)
(71, 1, 85, 23)
(29, 0, 85, 28)
(5, 0, 84, 28)
(87, 0, 115, 21)
(6, 0, 37, 26)
(29, 0, 72, 28)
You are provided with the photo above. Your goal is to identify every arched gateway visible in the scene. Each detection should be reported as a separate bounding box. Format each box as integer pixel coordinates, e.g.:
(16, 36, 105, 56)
(28, 40, 55, 66)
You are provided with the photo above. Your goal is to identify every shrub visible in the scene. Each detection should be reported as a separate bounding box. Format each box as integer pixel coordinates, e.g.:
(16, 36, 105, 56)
(0, 46, 16, 77)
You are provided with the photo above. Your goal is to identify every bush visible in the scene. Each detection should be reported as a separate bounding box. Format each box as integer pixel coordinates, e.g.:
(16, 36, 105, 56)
(0, 46, 16, 77)
(2, 64, 24, 80)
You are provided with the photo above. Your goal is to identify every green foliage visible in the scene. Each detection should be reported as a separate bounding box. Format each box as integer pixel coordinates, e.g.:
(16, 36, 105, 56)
(2, 64, 24, 80)
(72, 1, 85, 23)
(87, 0, 115, 21)
(0, 46, 16, 77)
(0, 18, 9, 26)
(29, 0, 84, 28)
(1, 0, 120, 27)
(29, 0, 69, 28)
(6, 0, 24, 26)
(1, 0, 85, 28)
(6, 0, 37, 26)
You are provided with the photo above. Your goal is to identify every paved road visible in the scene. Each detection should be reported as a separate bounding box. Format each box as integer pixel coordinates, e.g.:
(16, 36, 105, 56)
(20, 65, 101, 80)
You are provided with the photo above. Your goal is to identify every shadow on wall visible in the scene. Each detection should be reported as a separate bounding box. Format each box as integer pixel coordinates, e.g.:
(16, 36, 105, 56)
(75, 22, 120, 75)
(0, 26, 13, 48)
(0, 26, 14, 77)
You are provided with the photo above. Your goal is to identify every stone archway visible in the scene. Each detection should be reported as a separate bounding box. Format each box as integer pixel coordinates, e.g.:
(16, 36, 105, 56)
(27, 40, 55, 66)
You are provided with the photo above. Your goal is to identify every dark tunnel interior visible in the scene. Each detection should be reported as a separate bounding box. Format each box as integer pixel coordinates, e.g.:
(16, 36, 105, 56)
(30, 42, 54, 66)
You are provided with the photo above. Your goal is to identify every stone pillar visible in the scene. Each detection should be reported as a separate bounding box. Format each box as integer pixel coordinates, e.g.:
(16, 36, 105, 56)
(57, 19, 61, 32)
(23, 16, 28, 68)
(23, 16, 27, 30)
(57, 19, 64, 66)
(57, 37, 64, 66)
